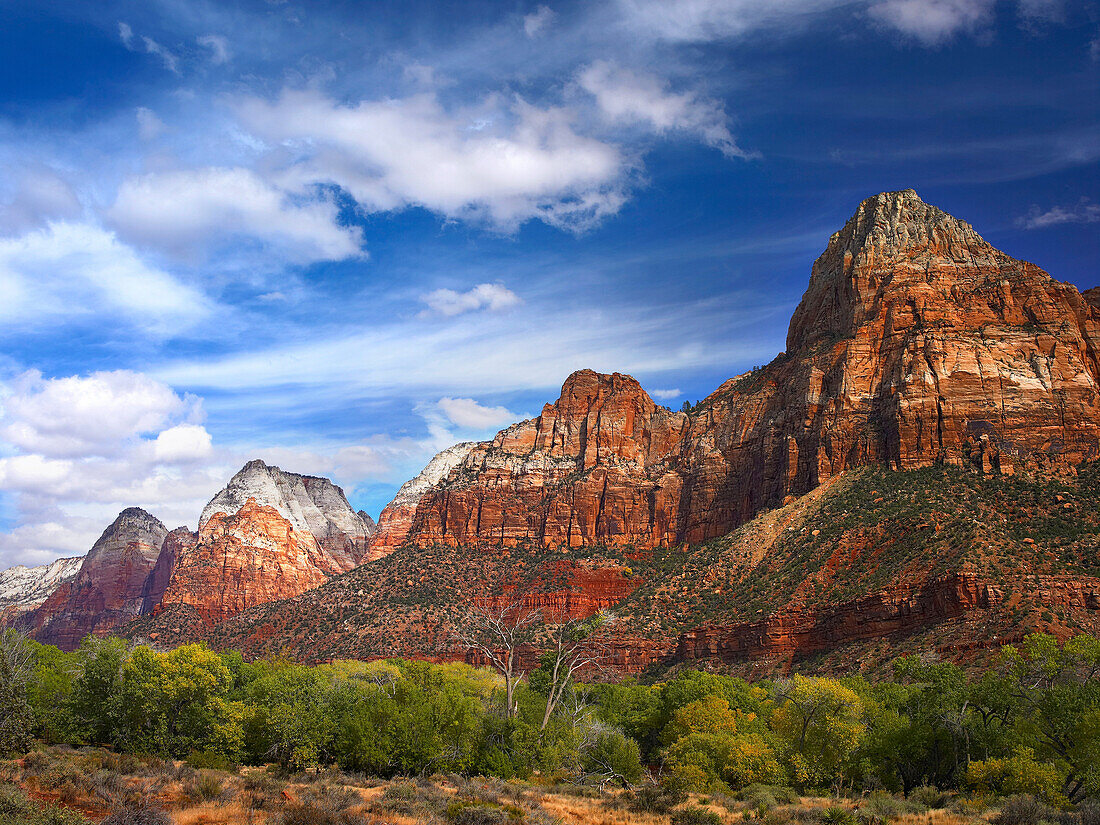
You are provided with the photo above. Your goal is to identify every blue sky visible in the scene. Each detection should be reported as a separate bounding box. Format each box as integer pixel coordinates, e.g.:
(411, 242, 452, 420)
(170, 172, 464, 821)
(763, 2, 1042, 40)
(0, 0, 1097, 568)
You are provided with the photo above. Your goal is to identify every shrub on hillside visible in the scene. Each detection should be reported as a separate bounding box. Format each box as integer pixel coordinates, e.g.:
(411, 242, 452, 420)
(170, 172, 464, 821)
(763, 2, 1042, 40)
(100, 804, 172, 825)
(0, 781, 86, 825)
(672, 807, 723, 825)
(993, 795, 1051, 825)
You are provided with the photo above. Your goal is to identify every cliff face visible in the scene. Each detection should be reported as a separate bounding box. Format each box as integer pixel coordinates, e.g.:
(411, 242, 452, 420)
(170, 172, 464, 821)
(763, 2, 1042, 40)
(389, 190, 1100, 549)
(157, 499, 337, 626)
(202, 459, 375, 568)
(369, 443, 476, 554)
(0, 556, 83, 621)
(32, 508, 168, 650)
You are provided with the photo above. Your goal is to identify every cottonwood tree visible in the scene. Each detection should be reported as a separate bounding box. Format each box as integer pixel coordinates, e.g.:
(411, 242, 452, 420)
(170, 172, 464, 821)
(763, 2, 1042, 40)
(454, 594, 542, 719)
(0, 624, 35, 754)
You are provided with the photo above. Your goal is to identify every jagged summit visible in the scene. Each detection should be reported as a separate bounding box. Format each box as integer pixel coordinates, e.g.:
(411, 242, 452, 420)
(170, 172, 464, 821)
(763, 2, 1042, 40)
(201, 459, 374, 568)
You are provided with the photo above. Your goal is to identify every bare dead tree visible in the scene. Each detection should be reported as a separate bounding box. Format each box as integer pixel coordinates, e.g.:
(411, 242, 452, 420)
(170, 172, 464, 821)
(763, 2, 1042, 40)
(539, 612, 614, 731)
(454, 595, 543, 719)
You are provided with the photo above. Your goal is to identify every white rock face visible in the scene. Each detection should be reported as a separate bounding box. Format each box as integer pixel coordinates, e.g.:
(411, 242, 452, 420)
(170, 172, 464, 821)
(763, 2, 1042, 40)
(387, 442, 478, 510)
(0, 556, 84, 613)
(200, 459, 375, 568)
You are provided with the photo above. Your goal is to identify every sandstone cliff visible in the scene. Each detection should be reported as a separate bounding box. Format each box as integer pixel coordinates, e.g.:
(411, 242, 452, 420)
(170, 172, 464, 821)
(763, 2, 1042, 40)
(155, 499, 345, 627)
(202, 459, 375, 568)
(31, 508, 168, 650)
(388, 190, 1100, 549)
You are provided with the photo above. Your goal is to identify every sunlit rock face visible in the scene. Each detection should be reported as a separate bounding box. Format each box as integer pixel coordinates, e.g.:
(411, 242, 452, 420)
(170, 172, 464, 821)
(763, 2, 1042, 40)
(201, 459, 376, 568)
(0, 556, 84, 621)
(388, 190, 1100, 550)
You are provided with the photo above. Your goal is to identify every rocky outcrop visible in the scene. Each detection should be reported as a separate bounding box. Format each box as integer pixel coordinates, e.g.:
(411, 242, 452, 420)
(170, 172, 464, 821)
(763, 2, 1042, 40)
(369, 443, 477, 554)
(0, 556, 83, 621)
(202, 460, 374, 568)
(31, 509, 168, 650)
(157, 499, 340, 626)
(390, 190, 1100, 549)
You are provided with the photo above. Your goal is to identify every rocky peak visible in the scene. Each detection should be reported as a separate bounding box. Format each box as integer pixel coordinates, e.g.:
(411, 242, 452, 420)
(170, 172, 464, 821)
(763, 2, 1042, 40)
(0, 556, 83, 617)
(201, 460, 373, 568)
(30, 508, 168, 650)
(786, 189, 1063, 353)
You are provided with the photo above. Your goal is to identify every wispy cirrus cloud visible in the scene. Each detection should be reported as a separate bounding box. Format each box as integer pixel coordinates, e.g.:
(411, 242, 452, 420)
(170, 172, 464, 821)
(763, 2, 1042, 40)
(1017, 199, 1100, 229)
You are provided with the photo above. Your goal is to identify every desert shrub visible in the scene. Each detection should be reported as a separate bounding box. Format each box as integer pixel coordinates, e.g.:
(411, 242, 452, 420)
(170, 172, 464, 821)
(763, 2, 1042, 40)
(446, 800, 512, 825)
(0, 781, 86, 825)
(242, 772, 284, 809)
(862, 792, 922, 821)
(672, 807, 723, 825)
(993, 795, 1051, 825)
(626, 784, 688, 814)
(300, 782, 362, 811)
(272, 803, 373, 825)
(910, 785, 948, 809)
(375, 780, 448, 817)
(820, 806, 858, 825)
(22, 750, 52, 775)
(182, 770, 227, 803)
(1080, 800, 1100, 825)
(100, 804, 172, 825)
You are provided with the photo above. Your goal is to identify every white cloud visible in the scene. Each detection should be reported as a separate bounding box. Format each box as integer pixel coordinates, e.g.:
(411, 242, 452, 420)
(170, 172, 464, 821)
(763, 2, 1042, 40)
(420, 283, 522, 317)
(118, 21, 134, 48)
(1, 370, 198, 459)
(524, 5, 557, 37)
(578, 61, 751, 159)
(153, 424, 213, 462)
(1090, 35, 1100, 62)
(1017, 199, 1100, 229)
(0, 222, 211, 333)
(0, 169, 82, 234)
(136, 107, 167, 141)
(141, 36, 181, 74)
(0, 370, 230, 567)
(197, 34, 231, 64)
(650, 388, 682, 401)
(617, 0, 850, 42)
(437, 397, 519, 429)
(108, 167, 364, 263)
(867, 0, 995, 45)
(235, 89, 630, 232)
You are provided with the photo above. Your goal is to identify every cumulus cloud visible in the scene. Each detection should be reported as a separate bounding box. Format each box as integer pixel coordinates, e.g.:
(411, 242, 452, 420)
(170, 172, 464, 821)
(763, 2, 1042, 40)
(0, 221, 211, 333)
(437, 397, 519, 429)
(0, 169, 82, 234)
(867, 0, 995, 45)
(1017, 199, 1100, 229)
(107, 167, 364, 263)
(235, 89, 630, 232)
(420, 283, 522, 317)
(153, 424, 214, 462)
(524, 5, 556, 37)
(0, 370, 227, 566)
(197, 33, 231, 64)
(1, 370, 199, 459)
(578, 61, 751, 159)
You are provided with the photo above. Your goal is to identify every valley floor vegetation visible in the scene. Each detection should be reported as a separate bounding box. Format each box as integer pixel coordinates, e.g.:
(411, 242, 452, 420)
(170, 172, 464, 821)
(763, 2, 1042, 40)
(1, 629, 1100, 824)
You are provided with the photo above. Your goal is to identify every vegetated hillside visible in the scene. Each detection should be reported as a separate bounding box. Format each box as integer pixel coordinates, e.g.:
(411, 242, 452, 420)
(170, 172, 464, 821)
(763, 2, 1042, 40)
(126, 461, 1100, 676)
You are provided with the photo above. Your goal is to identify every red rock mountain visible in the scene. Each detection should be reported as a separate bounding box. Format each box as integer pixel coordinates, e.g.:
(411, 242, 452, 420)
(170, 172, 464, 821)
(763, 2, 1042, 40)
(93, 190, 1100, 672)
(31, 508, 168, 650)
(155, 499, 341, 627)
(372, 189, 1100, 552)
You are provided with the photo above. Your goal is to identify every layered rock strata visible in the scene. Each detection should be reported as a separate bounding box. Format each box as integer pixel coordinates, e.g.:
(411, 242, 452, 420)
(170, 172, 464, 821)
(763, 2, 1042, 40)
(157, 499, 341, 626)
(386, 190, 1100, 549)
(202, 460, 375, 568)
